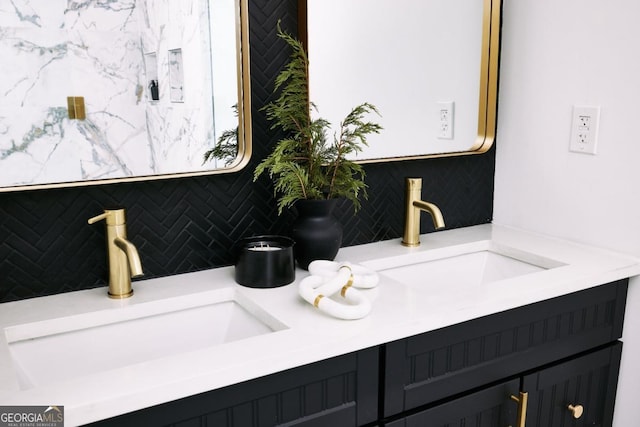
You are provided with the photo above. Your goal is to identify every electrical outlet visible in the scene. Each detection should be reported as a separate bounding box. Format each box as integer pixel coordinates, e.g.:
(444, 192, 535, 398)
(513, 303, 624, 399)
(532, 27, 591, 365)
(577, 114, 591, 131)
(569, 105, 600, 154)
(437, 101, 454, 139)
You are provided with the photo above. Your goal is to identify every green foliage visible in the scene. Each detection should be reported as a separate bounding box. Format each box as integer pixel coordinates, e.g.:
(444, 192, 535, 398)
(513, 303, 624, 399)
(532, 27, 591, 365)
(255, 23, 382, 214)
(202, 105, 238, 166)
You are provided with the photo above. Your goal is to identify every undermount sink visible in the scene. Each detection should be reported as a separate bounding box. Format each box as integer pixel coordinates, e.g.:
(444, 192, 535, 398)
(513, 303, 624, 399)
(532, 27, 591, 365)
(368, 244, 565, 289)
(6, 288, 286, 389)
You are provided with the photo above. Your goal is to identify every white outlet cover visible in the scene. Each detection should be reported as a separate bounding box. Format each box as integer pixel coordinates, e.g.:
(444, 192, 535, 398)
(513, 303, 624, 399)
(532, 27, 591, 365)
(569, 105, 600, 155)
(437, 101, 454, 139)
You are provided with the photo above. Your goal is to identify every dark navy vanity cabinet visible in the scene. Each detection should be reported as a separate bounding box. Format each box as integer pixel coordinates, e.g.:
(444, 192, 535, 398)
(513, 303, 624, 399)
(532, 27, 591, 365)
(87, 280, 627, 427)
(385, 343, 622, 426)
(383, 279, 626, 426)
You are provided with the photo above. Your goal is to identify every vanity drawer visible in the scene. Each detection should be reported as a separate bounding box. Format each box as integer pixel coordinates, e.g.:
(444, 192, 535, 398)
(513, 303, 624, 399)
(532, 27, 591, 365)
(383, 279, 628, 417)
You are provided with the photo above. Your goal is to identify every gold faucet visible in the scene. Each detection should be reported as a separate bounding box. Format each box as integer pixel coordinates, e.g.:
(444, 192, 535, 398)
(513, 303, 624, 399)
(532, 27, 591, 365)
(88, 208, 143, 298)
(402, 178, 445, 247)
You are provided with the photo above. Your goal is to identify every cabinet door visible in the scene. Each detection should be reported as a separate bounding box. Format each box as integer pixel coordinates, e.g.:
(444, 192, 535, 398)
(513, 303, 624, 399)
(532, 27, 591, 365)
(523, 342, 622, 427)
(384, 379, 519, 427)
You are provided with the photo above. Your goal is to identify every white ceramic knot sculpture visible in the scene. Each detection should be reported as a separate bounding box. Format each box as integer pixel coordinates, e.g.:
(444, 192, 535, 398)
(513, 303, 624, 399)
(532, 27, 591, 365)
(298, 260, 379, 319)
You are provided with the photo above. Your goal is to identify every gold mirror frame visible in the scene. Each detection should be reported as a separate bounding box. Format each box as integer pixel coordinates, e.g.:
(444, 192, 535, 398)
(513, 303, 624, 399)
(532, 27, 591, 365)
(1, 0, 251, 193)
(299, 0, 501, 162)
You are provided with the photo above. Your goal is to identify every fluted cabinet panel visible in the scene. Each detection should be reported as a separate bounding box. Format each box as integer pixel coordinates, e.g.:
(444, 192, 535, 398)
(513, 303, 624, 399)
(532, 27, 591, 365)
(523, 343, 622, 427)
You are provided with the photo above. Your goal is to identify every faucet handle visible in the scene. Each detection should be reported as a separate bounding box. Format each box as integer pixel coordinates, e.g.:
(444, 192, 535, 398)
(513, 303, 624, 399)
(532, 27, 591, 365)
(88, 212, 108, 224)
(88, 208, 126, 226)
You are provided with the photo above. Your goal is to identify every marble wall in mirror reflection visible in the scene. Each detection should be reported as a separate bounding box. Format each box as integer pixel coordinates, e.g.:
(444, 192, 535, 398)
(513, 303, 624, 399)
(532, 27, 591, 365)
(0, 0, 237, 189)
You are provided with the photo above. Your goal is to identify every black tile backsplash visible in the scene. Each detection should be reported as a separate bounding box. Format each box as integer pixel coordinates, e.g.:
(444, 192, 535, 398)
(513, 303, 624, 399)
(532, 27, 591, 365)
(0, 0, 495, 303)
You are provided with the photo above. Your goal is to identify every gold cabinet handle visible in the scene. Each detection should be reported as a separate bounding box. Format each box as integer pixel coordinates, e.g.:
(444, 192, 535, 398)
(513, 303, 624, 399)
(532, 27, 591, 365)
(510, 392, 528, 427)
(568, 404, 584, 419)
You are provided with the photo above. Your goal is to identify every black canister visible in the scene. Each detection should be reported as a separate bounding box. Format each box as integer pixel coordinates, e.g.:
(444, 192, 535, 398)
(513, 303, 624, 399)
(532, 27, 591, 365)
(234, 236, 295, 288)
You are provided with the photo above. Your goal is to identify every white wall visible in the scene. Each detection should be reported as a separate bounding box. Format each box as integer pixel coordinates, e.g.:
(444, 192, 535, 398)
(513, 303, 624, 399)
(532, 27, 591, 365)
(493, 1, 640, 425)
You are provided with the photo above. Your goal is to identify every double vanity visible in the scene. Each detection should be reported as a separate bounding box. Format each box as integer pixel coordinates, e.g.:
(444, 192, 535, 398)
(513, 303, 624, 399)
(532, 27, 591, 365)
(1, 224, 638, 426)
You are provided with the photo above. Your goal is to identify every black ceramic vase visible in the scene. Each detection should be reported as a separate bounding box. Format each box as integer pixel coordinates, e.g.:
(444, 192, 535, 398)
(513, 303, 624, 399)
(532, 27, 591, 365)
(292, 199, 343, 270)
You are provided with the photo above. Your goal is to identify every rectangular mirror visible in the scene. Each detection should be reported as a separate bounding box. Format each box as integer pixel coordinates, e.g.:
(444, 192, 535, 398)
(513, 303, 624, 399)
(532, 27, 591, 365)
(0, 0, 251, 192)
(303, 0, 501, 161)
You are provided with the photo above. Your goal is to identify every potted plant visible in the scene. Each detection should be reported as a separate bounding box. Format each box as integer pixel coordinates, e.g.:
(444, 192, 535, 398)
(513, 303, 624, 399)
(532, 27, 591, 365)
(255, 23, 382, 269)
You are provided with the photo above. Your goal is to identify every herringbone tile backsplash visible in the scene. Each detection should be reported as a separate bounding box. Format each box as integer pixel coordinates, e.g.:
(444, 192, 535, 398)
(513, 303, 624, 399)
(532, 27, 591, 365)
(0, 0, 495, 303)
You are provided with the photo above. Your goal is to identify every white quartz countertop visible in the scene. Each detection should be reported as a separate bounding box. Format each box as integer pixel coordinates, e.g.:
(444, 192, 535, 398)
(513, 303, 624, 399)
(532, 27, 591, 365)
(1, 224, 639, 426)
